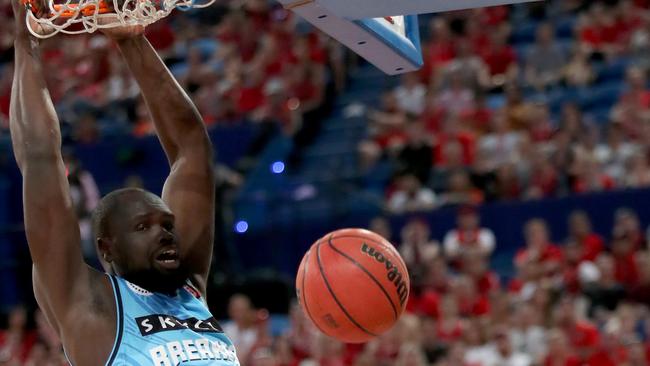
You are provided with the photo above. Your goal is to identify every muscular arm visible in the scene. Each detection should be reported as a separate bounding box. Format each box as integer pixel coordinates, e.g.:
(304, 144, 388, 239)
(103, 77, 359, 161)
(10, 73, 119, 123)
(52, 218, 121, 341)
(116, 36, 215, 295)
(9, 35, 94, 330)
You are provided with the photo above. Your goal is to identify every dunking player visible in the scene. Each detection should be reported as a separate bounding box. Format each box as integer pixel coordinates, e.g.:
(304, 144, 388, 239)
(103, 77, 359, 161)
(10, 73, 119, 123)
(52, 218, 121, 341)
(9, 1, 239, 365)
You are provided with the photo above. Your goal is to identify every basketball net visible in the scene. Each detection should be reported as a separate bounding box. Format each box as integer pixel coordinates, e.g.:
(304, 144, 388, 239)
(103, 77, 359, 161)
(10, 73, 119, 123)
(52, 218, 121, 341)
(23, 0, 216, 39)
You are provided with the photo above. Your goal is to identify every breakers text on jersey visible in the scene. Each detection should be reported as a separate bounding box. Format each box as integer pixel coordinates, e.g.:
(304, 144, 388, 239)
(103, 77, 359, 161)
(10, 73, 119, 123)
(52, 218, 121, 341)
(149, 337, 237, 366)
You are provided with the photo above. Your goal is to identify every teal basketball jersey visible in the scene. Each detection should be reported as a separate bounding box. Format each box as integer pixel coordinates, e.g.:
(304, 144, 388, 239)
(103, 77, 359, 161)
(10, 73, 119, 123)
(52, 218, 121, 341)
(103, 275, 240, 366)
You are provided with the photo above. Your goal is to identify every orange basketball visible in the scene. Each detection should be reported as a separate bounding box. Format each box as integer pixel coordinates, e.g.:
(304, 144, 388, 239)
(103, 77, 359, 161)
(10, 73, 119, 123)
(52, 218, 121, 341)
(296, 228, 410, 343)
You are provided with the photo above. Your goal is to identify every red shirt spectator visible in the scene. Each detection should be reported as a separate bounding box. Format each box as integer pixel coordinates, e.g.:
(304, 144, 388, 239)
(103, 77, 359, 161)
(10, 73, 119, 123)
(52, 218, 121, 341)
(611, 231, 640, 287)
(614, 251, 639, 287)
(567, 210, 605, 262)
(457, 295, 490, 317)
(422, 19, 456, 80)
(481, 5, 509, 26)
(434, 132, 477, 166)
(481, 42, 517, 77)
(515, 243, 563, 267)
(516, 219, 563, 280)
(236, 84, 266, 113)
(436, 320, 464, 343)
(407, 289, 440, 318)
(568, 321, 600, 350)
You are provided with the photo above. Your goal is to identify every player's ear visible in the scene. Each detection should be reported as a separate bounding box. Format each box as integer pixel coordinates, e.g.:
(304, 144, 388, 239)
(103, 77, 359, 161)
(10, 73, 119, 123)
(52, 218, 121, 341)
(97, 237, 114, 263)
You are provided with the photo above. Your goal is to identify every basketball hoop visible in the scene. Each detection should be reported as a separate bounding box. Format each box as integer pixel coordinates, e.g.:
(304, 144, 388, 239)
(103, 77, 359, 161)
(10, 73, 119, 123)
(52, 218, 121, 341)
(22, 0, 216, 39)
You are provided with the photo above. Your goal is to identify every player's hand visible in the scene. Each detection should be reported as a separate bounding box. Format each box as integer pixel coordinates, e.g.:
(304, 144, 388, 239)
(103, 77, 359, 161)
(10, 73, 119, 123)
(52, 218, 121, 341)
(97, 15, 145, 42)
(12, 0, 55, 42)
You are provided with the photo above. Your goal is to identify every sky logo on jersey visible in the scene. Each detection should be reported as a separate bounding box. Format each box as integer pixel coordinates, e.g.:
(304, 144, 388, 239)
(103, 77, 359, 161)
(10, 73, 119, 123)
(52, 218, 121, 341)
(137, 314, 223, 336)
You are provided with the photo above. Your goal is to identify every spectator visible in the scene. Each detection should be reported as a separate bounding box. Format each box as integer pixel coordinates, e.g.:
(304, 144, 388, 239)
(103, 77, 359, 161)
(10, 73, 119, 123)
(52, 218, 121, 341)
(524, 148, 560, 199)
(285, 301, 317, 362)
(439, 40, 490, 92)
(387, 174, 438, 214)
(395, 122, 434, 184)
(394, 73, 427, 116)
(542, 329, 581, 366)
(480, 25, 518, 91)
(570, 155, 615, 194)
(630, 13, 650, 70)
(452, 276, 490, 318)
(477, 109, 523, 170)
(422, 18, 456, 83)
(366, 91, 408, 153)
(627, 251, 650, 306)
(553, 297, 600, 362)
(443, 205, 496, 261)
(578, 3, 626, 59)
(223, 294, 267, 365)
(611, 67, 650, 138)
(583, 254, 627, 315)
(63, 151, 100, 263)
(595, 122, 639, 182)
(0, 306, 34, 364)
(614, 208, 647, 250)
(440, 170, 484, 206)
(503, 85, 535, 132)
(559, 103, 586, 142)
(561, 240, 600, 294)
(368, 216, 392, 242)
(435, 296, 465, 347)
(398, 218, 440, 279)
(563, 47, 595, 87)
(509, 304, 547, 362)
(515, 219, 563, 281)
(525, 23, 567, 90)
(481, 327, 532, 366)
(610, 228, 640, 288)
(566, 210, 605, 262)
(435, 69, 477, 118)
(623, 152, 650, 188)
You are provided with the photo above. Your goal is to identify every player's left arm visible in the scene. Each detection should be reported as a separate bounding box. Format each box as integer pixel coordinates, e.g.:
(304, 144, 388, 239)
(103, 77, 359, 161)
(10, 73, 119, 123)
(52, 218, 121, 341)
(110, 31, 215, 295)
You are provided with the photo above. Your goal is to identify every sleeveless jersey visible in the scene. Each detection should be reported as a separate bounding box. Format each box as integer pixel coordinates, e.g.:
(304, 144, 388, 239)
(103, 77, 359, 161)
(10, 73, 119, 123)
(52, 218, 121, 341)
(104, 275, 240, 366)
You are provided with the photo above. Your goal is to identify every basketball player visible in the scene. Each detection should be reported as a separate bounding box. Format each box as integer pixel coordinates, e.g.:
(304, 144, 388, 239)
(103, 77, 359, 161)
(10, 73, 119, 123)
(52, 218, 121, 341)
(9, 1, 239, 365)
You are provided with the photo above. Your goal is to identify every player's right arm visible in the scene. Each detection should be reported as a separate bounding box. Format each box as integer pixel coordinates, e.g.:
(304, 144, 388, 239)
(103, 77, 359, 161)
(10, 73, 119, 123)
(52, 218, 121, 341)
(9, 2, 114, 350)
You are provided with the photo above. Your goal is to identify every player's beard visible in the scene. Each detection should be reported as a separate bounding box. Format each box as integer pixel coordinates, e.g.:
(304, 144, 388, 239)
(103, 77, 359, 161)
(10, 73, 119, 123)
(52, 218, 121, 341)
(122, 265, 190, 295)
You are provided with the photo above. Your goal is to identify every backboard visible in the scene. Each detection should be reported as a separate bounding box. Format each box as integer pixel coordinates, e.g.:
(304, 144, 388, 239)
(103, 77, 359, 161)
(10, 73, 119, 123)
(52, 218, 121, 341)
(278, 0, 542, 75)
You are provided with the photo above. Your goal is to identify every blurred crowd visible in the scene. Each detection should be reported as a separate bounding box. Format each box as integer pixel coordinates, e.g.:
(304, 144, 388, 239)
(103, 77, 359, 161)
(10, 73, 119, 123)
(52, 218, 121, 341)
(360, 0, 650, 214)
(3, 205, 650, 365)
(0, 0, 343, 146)
(217, 206, 650, 366)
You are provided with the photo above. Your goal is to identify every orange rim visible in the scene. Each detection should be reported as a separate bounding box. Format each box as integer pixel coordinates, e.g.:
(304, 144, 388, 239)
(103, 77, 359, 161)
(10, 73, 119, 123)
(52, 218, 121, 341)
(23, 0, 113, 18)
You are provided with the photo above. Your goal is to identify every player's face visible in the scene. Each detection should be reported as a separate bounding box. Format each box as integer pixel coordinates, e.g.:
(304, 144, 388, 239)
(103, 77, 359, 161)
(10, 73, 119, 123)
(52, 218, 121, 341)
(110, 194, 188, 293)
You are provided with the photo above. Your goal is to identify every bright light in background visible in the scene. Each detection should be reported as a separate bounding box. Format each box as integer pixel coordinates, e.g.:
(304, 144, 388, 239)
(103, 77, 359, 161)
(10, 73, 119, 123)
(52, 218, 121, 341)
(235, 220, 249, 233)
(271, 161, 285, 174)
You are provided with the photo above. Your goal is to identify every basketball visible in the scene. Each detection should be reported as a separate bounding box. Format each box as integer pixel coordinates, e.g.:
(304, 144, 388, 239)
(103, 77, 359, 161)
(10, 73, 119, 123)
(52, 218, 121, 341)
(296, 228, 410, 343)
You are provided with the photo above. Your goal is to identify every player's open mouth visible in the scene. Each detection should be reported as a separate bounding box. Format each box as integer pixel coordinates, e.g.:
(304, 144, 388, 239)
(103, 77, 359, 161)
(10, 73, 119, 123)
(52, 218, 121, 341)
(155, 248, 180, 268)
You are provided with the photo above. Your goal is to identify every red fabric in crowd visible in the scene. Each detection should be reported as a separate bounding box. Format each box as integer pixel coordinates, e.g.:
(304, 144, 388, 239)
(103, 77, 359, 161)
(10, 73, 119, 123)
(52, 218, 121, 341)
(580, 234, 605, 262)
(614, 252, 640, 287)
(481, 46, 517, 76)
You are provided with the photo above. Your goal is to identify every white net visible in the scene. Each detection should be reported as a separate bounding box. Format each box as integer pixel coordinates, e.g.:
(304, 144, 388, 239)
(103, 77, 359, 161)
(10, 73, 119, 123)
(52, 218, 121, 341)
(25, 0, 216, 39)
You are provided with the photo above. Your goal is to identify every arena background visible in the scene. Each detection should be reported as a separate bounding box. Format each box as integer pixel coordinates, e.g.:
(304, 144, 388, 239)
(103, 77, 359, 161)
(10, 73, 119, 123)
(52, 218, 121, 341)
(2, 0, 650, 365)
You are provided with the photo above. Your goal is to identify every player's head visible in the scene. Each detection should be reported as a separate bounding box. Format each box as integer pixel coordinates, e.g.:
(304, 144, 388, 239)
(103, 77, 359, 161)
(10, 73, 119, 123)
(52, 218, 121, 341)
(92, 188, 188, 294)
